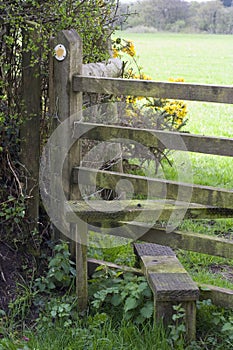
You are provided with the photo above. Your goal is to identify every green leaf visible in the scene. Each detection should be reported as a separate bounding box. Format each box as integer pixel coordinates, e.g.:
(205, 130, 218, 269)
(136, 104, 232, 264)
(54, 270, 64, 281)
(140, 301, 154, 319)
(138, 282, 148, 292)
(124, 297, 138, 312)
(48, 281, 56, 289)
(222, 323, 233, 332)
(110, 294, 122, 306)
(142, 287, 152, 298)
(51, 310, 57, 318)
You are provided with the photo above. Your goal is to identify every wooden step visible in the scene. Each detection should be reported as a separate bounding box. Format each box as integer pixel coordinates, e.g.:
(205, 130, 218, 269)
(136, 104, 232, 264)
(66, 199, 233, 225)
(134, 243, 199, 341)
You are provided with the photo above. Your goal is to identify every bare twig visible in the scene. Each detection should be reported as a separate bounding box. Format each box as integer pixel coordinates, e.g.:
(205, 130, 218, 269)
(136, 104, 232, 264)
(6, 151, 23, 197)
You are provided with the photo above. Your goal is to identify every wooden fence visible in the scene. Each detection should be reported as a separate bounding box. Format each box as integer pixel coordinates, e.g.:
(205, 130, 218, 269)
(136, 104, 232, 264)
(46, 30, 233, 322)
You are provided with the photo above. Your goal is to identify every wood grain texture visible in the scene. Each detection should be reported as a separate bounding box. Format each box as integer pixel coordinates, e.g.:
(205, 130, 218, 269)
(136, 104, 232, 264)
(73, 122, 233, 157)
(134, 243, 198, 341)
(72, 76, 233, 104)
(72, 167, 233, 208)
(199, 284, 233, 308)
(130, 222, 233, 259)
(21, 22, 41, 230)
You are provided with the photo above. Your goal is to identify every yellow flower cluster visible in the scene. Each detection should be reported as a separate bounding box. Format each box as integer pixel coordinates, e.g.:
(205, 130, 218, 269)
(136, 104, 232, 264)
(112, 37, 188, 131)
(113, 48, 119, 58)
(163, 100, 187, 118)
(121, 41, 136, 57)
(112, 38, 136, 58)
(163, 100, 187, 128)
(169, 77, 185, 82)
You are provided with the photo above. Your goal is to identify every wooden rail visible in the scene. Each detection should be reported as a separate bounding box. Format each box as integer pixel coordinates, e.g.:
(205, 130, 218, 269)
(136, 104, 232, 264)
(73, 167, 233, 209)
(74, 122, 233, 157)
(73, 76, 233, 104)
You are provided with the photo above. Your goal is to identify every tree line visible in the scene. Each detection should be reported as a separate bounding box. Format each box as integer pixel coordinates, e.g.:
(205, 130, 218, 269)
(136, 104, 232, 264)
(119, 0, 233, 34)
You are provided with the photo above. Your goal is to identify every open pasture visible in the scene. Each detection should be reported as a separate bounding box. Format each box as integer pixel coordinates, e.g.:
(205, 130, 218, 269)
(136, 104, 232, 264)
(119, 32, 233, 85)
(117, 32, 233, 189)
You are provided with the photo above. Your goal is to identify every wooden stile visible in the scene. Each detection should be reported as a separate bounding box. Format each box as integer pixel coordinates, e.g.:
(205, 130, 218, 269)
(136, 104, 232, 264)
(47, 29, 233, 325)
(134, 243, 199, 341)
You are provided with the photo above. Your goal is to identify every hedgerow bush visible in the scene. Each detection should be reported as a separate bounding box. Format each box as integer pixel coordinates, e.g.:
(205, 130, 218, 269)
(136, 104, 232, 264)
(0, 0, 120, 241)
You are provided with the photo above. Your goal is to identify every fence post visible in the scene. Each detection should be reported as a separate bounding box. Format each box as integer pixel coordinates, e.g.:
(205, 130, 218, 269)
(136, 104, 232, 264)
(21, 21, 41, 233)
(50, 30, 88, 311)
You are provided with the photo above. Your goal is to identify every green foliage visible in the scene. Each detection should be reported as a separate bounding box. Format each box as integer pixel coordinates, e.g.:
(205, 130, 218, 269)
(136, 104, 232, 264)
(0, 196, 25, 227)
(36, 295, 78, 330)
(89, 266, 153, 324)
(194, 300, 233, 350)
(34, 241, 76, 293)
(167, 304, 186, 348)
(122, 0, 233, 34)
(0, 0, 120, 240)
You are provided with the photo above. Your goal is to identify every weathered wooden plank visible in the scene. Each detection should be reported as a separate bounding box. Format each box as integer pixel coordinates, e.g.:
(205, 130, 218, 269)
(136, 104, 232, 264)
(72, 76, 233, 104)
(82, 58, 122, 77)
(80, 220, 232, 258)
(199, 284, 233, 309)
(71, 222, 88, 313)
(134, 243, 199, 341)
(73, 122, 233, 157)
(72, 167, 233, 209)
(129, 222, 233, 259)
(21, 21, 41, 231)
(87, 258, 142, 277)
(50, 30, 87, 312)
(66, 200, 233, 224)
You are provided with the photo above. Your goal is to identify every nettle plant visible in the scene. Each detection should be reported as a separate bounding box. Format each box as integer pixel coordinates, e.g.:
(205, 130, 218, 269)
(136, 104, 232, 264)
(34, 242, 76, 293)
(112, 37, 188, 173)
(89, 266, 154, 324)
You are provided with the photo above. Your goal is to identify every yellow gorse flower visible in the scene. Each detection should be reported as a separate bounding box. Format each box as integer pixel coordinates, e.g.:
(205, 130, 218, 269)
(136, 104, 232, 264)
(169, 77, 185, 82)
(112, 48, 119, 58)
(164, 101, 187, 117)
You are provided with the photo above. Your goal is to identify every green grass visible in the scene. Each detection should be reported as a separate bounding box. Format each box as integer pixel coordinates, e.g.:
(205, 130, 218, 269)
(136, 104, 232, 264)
(111, 32, 233, 290)
(0, 319, 174, 350)
(114, 31, 233, 190)
(116, 32, 233, 85)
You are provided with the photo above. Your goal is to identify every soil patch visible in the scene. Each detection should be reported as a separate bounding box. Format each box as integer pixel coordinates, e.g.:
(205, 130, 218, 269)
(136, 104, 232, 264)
(209, 264, 233, 284)
(0, 241, 31, 311)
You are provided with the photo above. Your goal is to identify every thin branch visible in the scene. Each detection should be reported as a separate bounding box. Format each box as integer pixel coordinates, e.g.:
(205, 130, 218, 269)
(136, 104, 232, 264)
(6, 151, 23, 197)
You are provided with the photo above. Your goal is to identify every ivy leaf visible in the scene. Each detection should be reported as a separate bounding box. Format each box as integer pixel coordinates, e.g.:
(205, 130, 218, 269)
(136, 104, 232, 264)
(140, 301, 154, 319)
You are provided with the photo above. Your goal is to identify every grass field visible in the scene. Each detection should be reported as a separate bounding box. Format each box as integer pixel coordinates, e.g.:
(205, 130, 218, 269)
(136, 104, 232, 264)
(117, 32, 233, 85)
(115, 32, 233, 189)
(111, 32, 233, 291)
